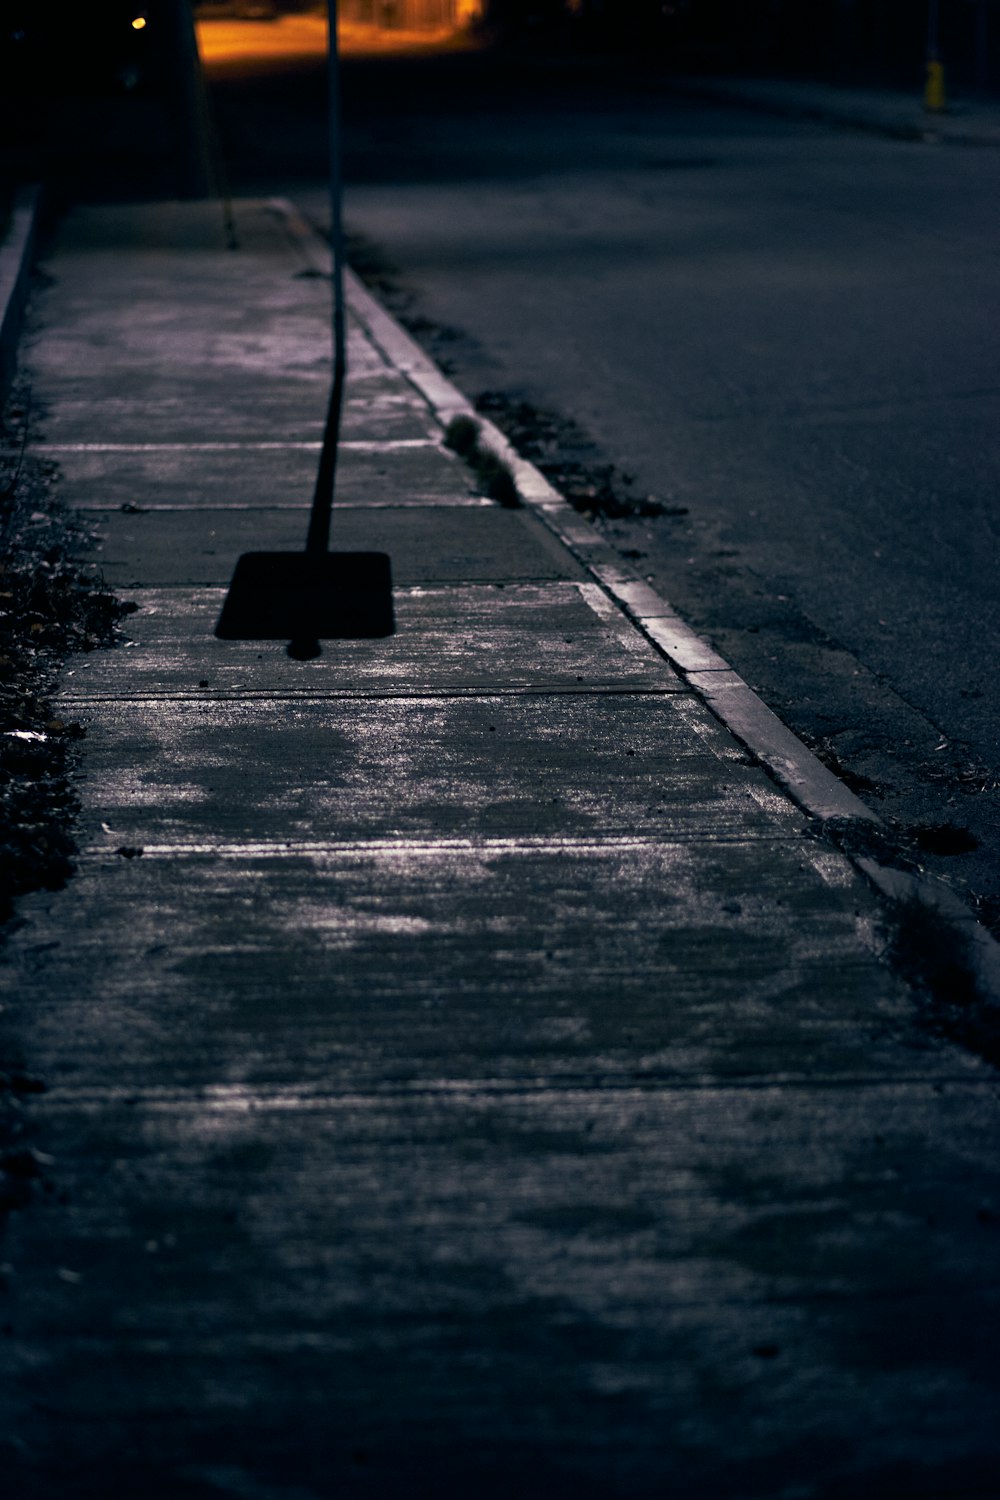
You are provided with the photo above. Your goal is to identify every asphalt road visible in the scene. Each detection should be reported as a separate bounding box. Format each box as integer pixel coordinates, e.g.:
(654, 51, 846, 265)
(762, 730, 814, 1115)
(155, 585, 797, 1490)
(205, 45, 1000, 933)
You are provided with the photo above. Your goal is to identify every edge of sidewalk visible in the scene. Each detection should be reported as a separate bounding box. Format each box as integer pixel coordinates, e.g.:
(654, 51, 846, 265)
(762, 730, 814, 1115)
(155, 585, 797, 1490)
(0, 185, 43, 413)
(268, 197, 1000, 1008)
(670, 75, 1000, 148)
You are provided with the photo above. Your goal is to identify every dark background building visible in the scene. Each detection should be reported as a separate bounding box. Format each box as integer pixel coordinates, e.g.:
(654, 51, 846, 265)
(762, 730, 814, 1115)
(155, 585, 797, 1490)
(482, 0, 1000, 94)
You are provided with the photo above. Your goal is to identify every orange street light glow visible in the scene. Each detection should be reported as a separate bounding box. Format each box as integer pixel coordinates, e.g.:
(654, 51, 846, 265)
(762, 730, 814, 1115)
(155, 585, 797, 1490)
(131, 15, 147, 28)
(196, 13, 480, 73)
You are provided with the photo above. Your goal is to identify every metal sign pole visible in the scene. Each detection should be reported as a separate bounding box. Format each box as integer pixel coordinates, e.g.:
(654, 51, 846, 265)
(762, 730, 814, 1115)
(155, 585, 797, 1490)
(306, 0, 347, 556)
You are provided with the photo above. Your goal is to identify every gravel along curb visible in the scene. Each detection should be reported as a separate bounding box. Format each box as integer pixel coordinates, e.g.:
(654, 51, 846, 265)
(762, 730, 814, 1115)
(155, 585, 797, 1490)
(272, 196, 1000, 1010)
(0, 185, 43, 411)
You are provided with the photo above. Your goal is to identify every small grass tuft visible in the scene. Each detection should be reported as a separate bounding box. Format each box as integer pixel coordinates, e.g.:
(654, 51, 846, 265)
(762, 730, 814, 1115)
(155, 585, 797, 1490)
(443, 413, 480, 459)
(1, 379, 134, 930)
(444, 413, 521, 508)
(474, 391, 671, 520)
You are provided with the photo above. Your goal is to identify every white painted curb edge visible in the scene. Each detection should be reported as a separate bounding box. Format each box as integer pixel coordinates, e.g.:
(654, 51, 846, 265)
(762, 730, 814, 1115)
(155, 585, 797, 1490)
(271, 196, 1000, 1005)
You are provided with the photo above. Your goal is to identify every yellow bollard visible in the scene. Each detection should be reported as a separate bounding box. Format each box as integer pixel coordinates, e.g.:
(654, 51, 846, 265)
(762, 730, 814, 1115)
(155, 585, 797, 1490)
(924, 57, 947, 112)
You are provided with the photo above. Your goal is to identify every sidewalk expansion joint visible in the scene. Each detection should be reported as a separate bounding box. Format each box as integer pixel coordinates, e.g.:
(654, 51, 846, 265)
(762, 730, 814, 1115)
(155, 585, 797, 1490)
(78, 831, 807, 859)
(59, 686, 692, 705)
(32, 1073, 995, 1107)
(70, 497, 494, 512)
(29, 439, 442, 453)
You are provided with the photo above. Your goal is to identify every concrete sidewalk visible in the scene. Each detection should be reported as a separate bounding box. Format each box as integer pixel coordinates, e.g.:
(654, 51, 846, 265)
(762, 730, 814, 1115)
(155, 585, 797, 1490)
(1, 198, 999, 1497)
(676, 74, 1000, 147)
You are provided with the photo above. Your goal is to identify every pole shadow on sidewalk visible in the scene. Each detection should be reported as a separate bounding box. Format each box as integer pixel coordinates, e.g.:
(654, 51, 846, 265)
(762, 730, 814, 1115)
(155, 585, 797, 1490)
(214, 0, 393, 659)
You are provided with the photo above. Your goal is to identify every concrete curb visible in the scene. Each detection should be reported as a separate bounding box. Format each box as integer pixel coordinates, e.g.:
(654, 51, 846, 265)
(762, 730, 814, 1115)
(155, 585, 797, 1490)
(271, 196, 1000, 1006)
(0, 184, 43, 412)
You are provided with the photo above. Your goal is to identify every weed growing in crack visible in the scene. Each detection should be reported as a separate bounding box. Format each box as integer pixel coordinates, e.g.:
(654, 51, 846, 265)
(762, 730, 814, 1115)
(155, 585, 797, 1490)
(474, 391, 675, 520)
(444, 414, 520, 508)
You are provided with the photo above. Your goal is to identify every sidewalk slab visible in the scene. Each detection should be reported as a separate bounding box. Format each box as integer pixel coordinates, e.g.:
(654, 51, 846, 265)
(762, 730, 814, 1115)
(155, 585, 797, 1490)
(38, 433, 475, 503)
(63, 693, 802, 845)
(60, 581, 679, 696)
(83, 504, 585, 586)
(2, 197, 999, 1497)
(29, 374, 436, 443)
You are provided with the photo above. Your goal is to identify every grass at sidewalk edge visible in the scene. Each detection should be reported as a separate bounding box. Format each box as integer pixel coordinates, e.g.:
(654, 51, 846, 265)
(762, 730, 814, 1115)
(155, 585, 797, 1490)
(0, 368, 138, 1228)
(0, 374, 135, 934)
(443, 413, 520, 508)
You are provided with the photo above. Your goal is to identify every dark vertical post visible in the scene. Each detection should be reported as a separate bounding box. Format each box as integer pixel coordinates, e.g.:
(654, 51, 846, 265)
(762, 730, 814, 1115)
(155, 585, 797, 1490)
(924, 0, 946, 109)
(306, 0, 347, 558)
(975, 0, 989, 91)
(159, 0, 215, 199)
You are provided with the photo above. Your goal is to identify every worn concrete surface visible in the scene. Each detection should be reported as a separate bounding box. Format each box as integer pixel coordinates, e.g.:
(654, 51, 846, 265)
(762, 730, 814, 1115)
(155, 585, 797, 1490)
(78, 504, 583, 586)
(2, 199, 999, 1498)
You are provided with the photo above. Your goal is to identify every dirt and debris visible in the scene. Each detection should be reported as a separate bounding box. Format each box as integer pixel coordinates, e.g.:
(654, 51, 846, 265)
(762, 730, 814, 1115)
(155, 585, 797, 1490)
(346, 231, 671, 520)
(0, 377, 134, 932)
(473, 391, 673, 521)
(885, 894, 1000, 1071)
(817, 815, 1000, 1070)
(782, 714, 999, 944)
(0, 373, 128, 1233)
(824, 812, 983, 881)
(443, 414, 520, 508)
